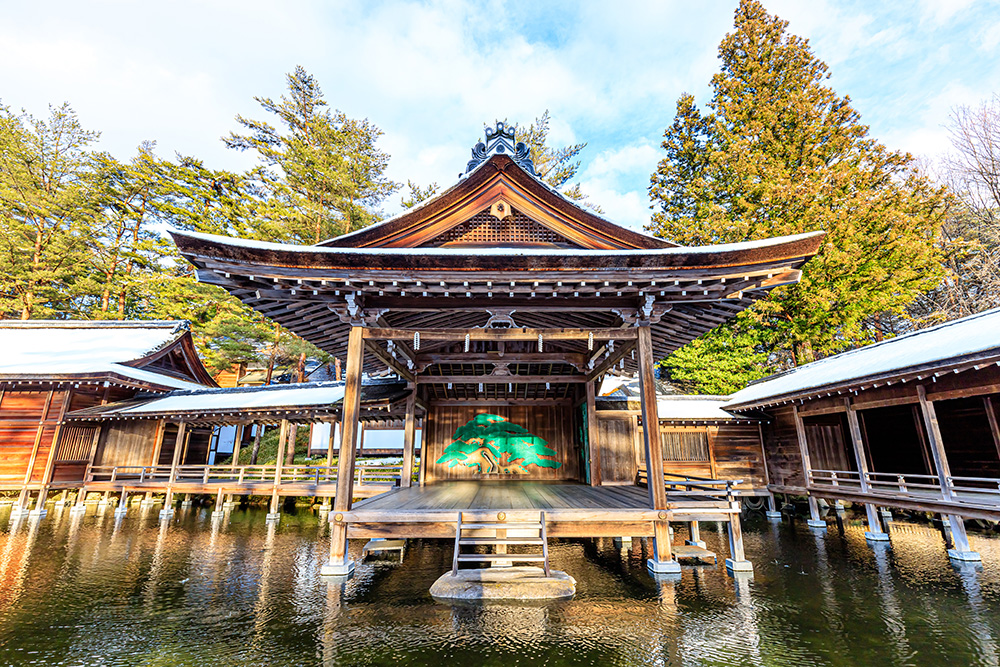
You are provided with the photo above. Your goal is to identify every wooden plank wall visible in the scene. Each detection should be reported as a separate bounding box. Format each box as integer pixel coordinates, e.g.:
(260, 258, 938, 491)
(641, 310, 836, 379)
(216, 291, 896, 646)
(760, 405, 806, 490)
(801, 413, 854, 471)
(713, 423, 768, 488)
(596, 411, 767, 489)
(424, 404, 580, 482)
(0, 389, 67, 485)
(596, 412, 639, 484)
(97, 421, 161, 467)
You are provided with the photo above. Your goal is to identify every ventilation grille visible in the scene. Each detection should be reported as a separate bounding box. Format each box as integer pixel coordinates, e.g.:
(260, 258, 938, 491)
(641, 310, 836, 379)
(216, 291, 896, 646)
(423, 208, 573, 247)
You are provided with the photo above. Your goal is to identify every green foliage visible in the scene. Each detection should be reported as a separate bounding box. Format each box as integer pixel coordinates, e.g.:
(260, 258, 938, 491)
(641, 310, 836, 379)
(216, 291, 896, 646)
(401, 180, 439, 209)
(225, 66, 399, 243)
(217, 426, 314, 466)
(436, 414, 561, 474)
(648, 0, 949, 370)
(660, 314, 778, 394)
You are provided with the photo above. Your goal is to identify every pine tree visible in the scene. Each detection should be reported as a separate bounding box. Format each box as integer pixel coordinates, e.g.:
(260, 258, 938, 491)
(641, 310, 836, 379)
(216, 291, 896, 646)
(225, 66, 398, 243)
(649, 0, 948, 386)
(0, 103, 101, 319)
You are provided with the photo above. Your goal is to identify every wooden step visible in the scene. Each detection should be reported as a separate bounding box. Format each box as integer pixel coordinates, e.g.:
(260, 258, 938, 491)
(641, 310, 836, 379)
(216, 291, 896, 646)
(459, 538, 544, 546)
(460, 522, 542, 530)
(456, 554, 546, 562)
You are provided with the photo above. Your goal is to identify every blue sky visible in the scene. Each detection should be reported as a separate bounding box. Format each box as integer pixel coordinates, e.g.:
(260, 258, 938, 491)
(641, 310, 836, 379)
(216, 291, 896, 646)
(2, 0, 999, 231)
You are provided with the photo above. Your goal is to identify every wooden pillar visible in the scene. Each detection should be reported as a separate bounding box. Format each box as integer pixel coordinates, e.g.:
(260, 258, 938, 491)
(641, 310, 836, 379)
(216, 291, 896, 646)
(321, 419, 337, 508)
(917, 385, 955, 500)
(793, 405, 826, 529)
(161, 422, 186, 517)
(400, 389, 417, 488)
(844, 399, 888, 541)
(917, 385, 980, 560)
(586, 380, 602, 487)
(686, 520, 704, 548)
(231, 423, 245, 467)
(19, 390, 54, 510)
(268, 419, 290, 518)
(323, 326, 364, 576)
(33, 389, 71, 513)
(637, 325, 676, 574)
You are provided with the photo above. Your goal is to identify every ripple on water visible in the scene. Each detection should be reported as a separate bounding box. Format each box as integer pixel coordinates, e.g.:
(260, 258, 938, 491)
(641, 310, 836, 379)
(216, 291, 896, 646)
(0, 506, 998, 665)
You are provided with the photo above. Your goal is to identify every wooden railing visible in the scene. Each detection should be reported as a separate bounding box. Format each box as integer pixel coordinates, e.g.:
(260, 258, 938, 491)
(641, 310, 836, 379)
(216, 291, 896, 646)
(637, 466, 742, 500)
(86, 464, 404, 488)
(810, 468, 1000, 506)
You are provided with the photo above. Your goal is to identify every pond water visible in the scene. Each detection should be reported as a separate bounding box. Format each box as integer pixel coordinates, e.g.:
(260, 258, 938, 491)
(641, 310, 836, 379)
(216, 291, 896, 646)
(0, 503, 998, 666)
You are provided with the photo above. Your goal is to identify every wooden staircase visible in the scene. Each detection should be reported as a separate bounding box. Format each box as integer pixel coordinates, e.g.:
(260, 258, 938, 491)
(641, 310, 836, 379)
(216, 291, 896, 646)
(451, 511, 551, 576)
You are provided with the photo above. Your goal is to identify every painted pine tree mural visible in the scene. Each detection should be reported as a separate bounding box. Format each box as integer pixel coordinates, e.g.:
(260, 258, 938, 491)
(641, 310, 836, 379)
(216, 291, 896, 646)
(436, 414, 562, 474)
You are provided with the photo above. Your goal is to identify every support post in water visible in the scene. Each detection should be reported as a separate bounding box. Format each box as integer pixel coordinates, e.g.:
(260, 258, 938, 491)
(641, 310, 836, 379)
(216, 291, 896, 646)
(322, 326, 363, 577)
(686, 521, 705, 549)
(267, 419, 290, 522)
(160, 422, 186, 519)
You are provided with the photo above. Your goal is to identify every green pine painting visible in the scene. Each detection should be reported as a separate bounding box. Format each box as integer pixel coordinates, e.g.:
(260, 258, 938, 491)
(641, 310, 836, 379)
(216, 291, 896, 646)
(436, 414, 562, 474)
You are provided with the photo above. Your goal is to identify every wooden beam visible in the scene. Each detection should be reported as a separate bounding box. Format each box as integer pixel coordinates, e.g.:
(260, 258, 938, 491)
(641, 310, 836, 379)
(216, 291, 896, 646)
(428, 399, 572, 407)
(400, 391, 416, 488)
(415, 374, 585, 384)
(364, 340, 414, 381)
(364, 327, 638, 342)
(415, 351, 588, 369)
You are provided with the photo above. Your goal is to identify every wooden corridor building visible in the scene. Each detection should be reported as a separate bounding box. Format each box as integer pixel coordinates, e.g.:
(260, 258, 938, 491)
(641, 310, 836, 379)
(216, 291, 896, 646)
(168, 123, 824, 576)
(726, 308, 1000, 562)
(0, 321, 215, 516)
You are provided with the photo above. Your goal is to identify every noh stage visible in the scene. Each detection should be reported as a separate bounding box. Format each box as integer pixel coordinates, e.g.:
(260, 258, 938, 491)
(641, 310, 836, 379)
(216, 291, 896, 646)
(169, 122, 823, 577)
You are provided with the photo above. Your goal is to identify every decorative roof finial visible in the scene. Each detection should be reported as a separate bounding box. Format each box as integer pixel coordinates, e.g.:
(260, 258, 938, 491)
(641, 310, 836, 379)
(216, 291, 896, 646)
(465, 121, 537, 176)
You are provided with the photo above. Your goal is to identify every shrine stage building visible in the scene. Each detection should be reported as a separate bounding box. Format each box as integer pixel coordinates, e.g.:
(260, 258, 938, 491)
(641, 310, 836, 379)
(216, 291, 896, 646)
(169, 123, 824, 576)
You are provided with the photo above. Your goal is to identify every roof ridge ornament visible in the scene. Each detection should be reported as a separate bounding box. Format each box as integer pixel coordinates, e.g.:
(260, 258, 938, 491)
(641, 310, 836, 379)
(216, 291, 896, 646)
(465, 122, 537, 176)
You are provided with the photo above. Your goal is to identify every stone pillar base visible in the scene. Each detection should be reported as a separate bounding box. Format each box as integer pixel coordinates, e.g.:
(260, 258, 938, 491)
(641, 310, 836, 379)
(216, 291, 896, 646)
(27, 508, 47, 518)
(765, 511, 782, 520)
(69, 504, 86, 514)
(646, 558, 681, 574)
(807, 519, 827, 529)
(158, 509, 174, 520)
(53, 500, 67, 508)
(113, 507, 128, 518)
(685, 539, 707, 549)
(223, 501, 238, 509)
(948, 549, 982, 562)
(865, 531, 890, 542)
(265, 512, 281, 523)
(725, 558, 754, 573)
(320, 559, 356, 577)
(139, 500, 156, 508)
(879, 509, 893, 519)
(180, 501, 193, 509)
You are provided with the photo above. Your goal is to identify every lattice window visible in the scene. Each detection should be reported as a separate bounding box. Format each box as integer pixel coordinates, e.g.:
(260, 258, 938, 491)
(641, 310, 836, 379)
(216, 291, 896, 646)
(423, 208, 574, 247)
(56, 425, 98, 461)
(660, 431, 710, 462)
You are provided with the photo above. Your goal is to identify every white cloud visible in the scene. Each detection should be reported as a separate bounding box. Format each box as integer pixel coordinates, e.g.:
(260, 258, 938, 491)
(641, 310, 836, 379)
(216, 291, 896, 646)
(0, 0, 998, 225)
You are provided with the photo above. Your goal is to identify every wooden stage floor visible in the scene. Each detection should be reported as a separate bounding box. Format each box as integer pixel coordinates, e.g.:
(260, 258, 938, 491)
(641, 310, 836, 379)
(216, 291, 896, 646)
(341, 481, 737, 539)
(354, 481, 653, 512)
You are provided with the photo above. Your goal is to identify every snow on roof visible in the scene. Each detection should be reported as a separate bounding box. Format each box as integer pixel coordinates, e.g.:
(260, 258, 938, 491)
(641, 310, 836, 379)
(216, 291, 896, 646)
(113, 381, 347, 415)
(726, 308, 1000, 409)
(656, 395, 741, 421)
(0, 320, 204, 390)
(174, 228, 824, 258)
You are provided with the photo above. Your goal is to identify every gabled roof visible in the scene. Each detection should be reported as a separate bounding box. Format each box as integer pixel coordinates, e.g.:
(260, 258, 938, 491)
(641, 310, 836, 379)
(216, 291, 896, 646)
(726, 308, 1000, 410)
(319, 152, 676, 250)
(0, 320, 216, 391)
